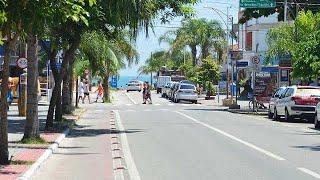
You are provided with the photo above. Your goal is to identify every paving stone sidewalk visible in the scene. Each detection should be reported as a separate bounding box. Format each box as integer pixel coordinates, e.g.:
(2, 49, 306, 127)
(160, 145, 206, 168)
(0, 102, 83, 180)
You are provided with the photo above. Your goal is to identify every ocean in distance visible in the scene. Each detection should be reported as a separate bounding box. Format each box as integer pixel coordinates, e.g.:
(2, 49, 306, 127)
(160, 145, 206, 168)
(116, 75, 154, 88)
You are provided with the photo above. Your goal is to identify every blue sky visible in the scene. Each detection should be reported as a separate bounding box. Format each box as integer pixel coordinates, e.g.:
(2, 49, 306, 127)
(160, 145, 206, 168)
(120, 0, 240, 77)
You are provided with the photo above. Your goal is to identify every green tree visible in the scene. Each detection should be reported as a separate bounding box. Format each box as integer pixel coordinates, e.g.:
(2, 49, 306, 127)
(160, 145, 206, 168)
(81, 31, 138, 102)
(160, 18, 225, 66)
(267, 11, 320, 79)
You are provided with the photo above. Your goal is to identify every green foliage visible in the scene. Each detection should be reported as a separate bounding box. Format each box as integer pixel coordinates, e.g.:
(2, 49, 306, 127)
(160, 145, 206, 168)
(19, 137, 47, 144)
(74, 56, 90, 76)
(267, 11, 320, 79)
(197, 57, 220, 85)
(160, 18, 226, 65)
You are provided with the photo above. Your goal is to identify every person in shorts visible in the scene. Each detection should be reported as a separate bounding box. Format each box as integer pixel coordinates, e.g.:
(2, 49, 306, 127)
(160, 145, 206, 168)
(83, 81, 91, 104)
(95, 81, 104, 103)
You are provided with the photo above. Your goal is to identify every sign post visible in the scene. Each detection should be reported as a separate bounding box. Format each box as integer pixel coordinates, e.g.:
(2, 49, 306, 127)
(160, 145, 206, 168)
(240, 0, 276, 8)
(251, 55, 261, 112)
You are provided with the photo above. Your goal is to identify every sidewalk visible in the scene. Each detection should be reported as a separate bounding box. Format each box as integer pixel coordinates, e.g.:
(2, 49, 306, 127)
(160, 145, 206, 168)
(0, 102, 82, 180)
(31, 102, 114, 180)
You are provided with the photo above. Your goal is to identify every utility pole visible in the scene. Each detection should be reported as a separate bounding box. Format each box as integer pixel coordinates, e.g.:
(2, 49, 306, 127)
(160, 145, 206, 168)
(284, 0, 288, 22)
(226, 6, 230, 99)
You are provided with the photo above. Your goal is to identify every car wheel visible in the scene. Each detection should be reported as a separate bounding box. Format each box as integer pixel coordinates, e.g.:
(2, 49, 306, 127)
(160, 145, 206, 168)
(273, 108, 279, 121)
(193, 100, 197, 104)
(285, 108, 292, 122)
(315, 113, 320, 129)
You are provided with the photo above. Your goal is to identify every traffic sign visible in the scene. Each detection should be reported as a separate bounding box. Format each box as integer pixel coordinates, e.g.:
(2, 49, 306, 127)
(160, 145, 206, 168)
(111, 75, 117, 88)
(251, 55, 260, 65)
(240, 0, 276, 8)
(16, 57, 28, 69)
(55, 62, 62, 70)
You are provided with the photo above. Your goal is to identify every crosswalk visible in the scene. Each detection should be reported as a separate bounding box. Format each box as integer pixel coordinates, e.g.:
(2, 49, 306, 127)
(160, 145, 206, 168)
(111, 103, 205, 107)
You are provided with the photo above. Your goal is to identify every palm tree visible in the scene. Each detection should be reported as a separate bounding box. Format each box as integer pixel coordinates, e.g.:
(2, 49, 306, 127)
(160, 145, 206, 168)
(80, 31, 138, 102)
(160, 18, 226, 66)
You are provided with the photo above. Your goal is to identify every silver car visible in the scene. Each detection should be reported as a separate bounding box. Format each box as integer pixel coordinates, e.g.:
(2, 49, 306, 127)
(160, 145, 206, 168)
(173, 83, 198, 104)
(268, 87, 286, 119)
(273, 86, 320, 121)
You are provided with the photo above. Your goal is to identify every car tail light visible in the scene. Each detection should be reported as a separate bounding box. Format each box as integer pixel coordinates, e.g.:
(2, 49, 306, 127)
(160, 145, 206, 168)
(292, 96, 319, 105)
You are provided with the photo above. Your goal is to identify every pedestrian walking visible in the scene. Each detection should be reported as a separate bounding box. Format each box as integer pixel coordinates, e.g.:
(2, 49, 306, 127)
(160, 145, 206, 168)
(95, 81, 104, 103)
(145, 82, 152, 104)
(78, 79, 85, 103)
(142, 82, 147, 104)
(83, 80, 91, 104)
(6, 81, 13, 111)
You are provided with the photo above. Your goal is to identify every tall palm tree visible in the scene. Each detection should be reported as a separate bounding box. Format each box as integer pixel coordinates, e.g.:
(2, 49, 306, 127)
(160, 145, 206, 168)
(81, 31, 138, 102)
(160, 18, 226, 66)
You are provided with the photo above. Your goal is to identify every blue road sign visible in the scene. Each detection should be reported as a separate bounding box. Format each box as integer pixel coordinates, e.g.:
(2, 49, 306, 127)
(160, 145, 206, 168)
(55, 62, 62, 70)
(111, 75, 117, 88)
(236, 61, 248, 68)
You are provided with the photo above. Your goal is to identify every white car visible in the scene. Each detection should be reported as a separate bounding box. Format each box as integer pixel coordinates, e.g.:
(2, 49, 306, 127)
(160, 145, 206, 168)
(273, 86, 320, 121)
(173, 83, 198, 104)
(315, 102, 320, 129)
(268, 87, 286, 119)
(161, 82, 173, 98)
(126, 80, 142, 92)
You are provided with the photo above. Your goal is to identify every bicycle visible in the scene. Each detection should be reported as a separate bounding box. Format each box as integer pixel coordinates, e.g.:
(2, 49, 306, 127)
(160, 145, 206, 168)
(248, 93, 267, 110)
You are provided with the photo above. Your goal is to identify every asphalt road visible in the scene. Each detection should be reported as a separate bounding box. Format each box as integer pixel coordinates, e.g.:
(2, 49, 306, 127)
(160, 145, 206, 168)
(31, 90, 320, 180)
(111, 90, 320, 180)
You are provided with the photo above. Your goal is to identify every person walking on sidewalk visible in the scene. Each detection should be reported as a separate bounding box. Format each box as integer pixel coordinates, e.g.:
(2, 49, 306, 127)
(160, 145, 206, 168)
(95, 81, 104, 103)
(83, 81, 91, 104)
(78, 79, 85, 103)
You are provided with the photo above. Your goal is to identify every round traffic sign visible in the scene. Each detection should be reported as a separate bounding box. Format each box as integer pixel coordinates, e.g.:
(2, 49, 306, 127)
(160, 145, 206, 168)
(16, 57, 28, 69)
(251, 56, 260, 65)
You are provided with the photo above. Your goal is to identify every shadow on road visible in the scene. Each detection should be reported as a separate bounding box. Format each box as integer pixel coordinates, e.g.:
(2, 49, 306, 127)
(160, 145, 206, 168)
(292, 145, 320, 151)
(67, 127, 144, 138)
(183, 108, 228, 112)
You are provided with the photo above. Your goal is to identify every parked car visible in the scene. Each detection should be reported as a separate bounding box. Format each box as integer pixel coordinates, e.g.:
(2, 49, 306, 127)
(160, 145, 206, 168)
(268, 87, 287, 119)
(315, 102, 320, 129)
(161, 82, 173, 98)
(126, 80, 142, 92)
(173, 83, 198, 104)
(168, 82, 179, 100)
(273, 86, 320, 121)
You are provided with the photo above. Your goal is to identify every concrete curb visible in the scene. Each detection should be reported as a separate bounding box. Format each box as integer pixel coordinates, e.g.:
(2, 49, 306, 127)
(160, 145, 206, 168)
(228, 109, 268, 116)
(18, 128, 70, 180)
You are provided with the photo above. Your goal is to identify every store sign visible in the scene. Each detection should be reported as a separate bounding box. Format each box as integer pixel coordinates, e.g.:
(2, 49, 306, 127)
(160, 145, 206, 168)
(240, 0, 276, 8)
(16, 58, 28, 69)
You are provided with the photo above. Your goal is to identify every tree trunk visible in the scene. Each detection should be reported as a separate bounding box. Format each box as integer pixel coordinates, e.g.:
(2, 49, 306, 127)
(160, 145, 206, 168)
(62, 61, 72, 114)
(0, 41, 13, 164)
(202, 43, 210, 59)
(61, 39, 79, 114)
(103, 73, 110, 102)
(55, 82, 62, 121)
(191, 45, 197, 66)
(23, 33, 40, 139)
(69, 63, 74, 109)
(45, 54, 59, 130)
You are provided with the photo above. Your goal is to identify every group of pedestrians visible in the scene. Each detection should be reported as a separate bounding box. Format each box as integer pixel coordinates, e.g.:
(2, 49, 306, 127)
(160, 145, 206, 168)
(142, 82, 152, 104)
(78, 79, 104, 104)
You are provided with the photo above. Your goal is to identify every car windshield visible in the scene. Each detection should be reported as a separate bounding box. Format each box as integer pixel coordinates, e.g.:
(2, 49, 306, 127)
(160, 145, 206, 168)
(180, 84, 195, 90)
(296, 88, 320, 96)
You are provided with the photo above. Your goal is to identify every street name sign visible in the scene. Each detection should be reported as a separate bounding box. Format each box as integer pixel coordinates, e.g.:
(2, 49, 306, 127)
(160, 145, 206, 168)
(240, 0, 276, 8)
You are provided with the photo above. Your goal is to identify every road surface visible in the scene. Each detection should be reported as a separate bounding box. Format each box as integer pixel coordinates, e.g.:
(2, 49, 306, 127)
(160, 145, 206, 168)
(32, 90, 320, 180)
